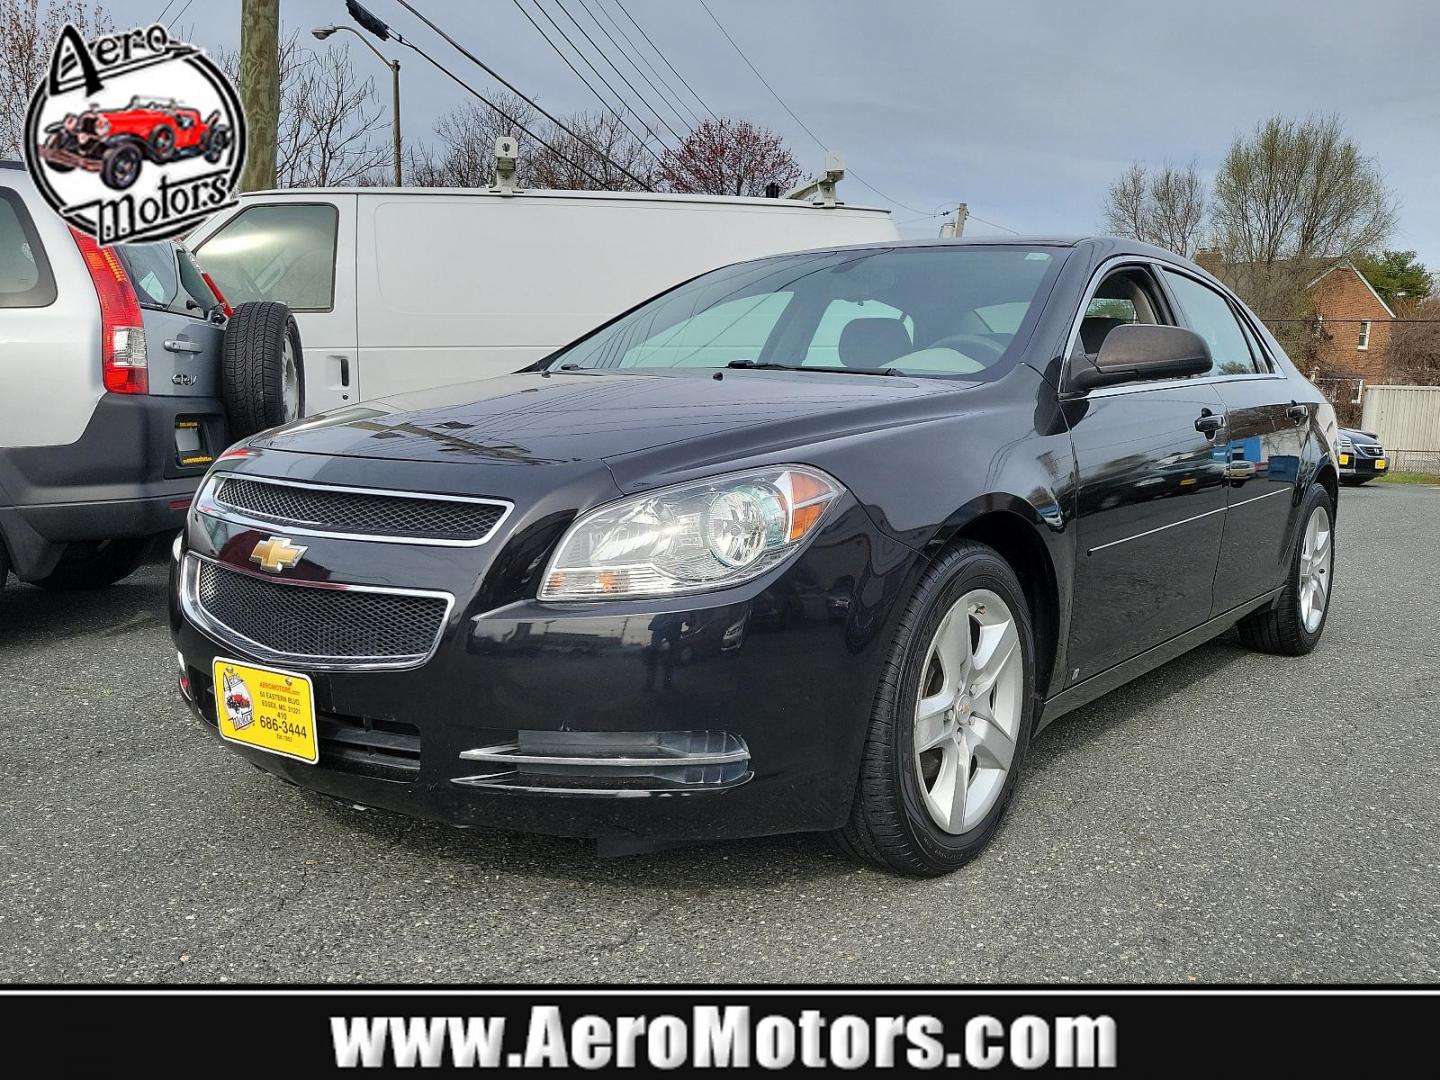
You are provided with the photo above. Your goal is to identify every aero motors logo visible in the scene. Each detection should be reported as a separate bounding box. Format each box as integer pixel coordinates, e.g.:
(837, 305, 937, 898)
(22, 23, 245, 243)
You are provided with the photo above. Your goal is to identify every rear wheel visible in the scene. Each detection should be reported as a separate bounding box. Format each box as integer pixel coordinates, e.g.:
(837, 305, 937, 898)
(32, 538, 149, 592)
(835, 542, 1036, 876)
(1238, 483, 1334, 655)
(99, 143, 141, 190)
(221, 301, 305, 440)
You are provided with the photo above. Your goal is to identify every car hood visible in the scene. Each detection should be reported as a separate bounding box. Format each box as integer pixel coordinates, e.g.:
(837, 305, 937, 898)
(251, 369, 974, 467)
(1339, 427, 1381, 445)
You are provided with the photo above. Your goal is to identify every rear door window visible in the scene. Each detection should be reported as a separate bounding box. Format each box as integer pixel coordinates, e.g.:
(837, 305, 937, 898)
(195, 203, 338, 311)
(0, 187, 56, 308)
(1162, 270, 1261, 376)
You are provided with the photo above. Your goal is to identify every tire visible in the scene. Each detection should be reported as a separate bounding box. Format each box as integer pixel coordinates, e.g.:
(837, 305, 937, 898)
(148, 124, 176, 161)
(0, 534, 10, 591)
(836, 541, 1038, 876)
(99, 143, 142, 190)
(1237, 483, 1334, 656)
(221, 302, 306, 440)
(32, 538, 149, 592)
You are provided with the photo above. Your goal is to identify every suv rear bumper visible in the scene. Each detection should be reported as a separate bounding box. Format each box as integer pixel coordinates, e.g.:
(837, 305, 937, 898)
(0, 393, 227, 581)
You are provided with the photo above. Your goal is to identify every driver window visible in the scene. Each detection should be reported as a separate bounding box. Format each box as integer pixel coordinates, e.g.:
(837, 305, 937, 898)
(1079, 268, 1166, 356)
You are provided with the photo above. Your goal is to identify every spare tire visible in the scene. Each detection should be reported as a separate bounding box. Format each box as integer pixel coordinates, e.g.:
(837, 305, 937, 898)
(221, 301, 305, 440)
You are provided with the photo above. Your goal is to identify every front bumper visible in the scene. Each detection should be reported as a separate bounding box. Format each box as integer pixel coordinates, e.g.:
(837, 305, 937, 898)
(169, 460, 919, 847)
(1339, 449, 1388, 478)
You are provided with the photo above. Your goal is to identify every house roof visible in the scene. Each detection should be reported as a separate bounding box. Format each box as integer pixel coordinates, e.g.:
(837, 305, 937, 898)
(1306, 263, 1396, 319)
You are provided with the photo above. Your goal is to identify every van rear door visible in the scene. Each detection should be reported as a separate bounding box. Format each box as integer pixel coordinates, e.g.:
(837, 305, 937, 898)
(191, 196, 357, 413)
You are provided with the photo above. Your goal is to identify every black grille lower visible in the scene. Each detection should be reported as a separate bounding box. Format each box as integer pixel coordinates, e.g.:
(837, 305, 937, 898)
(194, 559, 448, 664)
(319, 714, 421, 781)
(214, 477, 506, 543)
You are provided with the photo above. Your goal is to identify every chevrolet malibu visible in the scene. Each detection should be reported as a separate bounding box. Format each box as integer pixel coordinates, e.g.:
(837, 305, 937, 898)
(170, 237, 1340, 876)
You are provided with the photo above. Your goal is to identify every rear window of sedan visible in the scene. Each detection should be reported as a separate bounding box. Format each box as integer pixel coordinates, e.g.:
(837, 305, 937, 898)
(549, 245, 1062, 379)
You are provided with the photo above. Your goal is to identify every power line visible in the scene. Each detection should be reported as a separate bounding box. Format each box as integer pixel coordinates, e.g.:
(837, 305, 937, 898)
(154, 0, 177, 22)
(612, 0, 718, 122)
(391, 0, 655, 191)
(512, 0, 669, 167)
(590, 0, 703, 128)
(696, 0, 932, 217)
(576, 0, 697, 131)
(380, 23, 611, 189)
(166, 0, 195, 30)
(968, 212, 1020, 235)
(551, 0, 688, 147)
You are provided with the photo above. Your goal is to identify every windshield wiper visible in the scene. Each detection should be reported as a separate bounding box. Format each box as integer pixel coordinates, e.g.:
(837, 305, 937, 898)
(726, 360, 900, 377)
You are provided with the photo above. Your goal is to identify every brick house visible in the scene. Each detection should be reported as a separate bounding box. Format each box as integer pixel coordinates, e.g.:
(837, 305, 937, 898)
(1193, 252, 1395, 382)
(1304, 263, 1395, 382)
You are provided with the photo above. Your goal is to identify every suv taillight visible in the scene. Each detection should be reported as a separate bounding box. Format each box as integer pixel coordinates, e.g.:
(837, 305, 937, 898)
(70, 227, 148, 394)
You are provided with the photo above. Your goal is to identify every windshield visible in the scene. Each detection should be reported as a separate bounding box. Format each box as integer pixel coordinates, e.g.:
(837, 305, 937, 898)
(545, 245, 1062, 379)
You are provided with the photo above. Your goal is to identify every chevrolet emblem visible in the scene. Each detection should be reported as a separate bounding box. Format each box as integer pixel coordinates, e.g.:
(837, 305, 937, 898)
(250, 536, 307, 573)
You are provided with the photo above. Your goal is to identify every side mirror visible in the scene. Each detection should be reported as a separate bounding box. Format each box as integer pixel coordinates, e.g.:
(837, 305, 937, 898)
(1067, 324, 1212, 393)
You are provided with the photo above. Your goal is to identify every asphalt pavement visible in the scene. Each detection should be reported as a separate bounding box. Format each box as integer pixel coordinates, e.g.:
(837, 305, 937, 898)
(2, 483, 1437, 983)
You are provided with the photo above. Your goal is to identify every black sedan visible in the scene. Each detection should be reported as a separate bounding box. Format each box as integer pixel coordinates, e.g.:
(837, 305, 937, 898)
(170, 237, 1340, 876)
(1337, 427, 1389, 485)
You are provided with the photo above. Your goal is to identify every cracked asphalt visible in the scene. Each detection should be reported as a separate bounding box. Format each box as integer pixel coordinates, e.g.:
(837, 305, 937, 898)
(1, 483, 1437, 983)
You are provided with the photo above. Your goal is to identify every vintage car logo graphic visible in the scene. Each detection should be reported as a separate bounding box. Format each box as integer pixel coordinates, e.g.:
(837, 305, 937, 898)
(22, 23, 245, 243)
(250, 536, 308, 573)
(218, 667, 255, 731)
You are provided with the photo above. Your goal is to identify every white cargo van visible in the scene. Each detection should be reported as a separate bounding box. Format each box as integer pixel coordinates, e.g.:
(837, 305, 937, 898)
(187, 186, 898, 413)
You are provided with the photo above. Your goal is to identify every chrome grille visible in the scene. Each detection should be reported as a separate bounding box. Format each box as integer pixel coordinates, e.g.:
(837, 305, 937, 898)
(211, 476, 509, 545)
(189, 558, 450, 669)
(1357, 444, 1385, 457)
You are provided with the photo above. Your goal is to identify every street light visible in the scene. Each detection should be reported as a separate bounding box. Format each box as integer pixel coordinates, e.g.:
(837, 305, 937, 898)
(312, 24, 402, 186)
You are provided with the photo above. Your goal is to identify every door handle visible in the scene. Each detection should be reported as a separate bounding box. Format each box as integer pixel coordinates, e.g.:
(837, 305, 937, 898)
(1195, 409, 1225, 437)
(330, 354, 351, 387)
(164, 339, 205, 353)
(1286, 402, 1308, 425)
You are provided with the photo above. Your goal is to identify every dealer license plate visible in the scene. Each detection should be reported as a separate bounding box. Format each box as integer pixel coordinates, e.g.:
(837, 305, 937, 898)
(1375, 458, 1387, 470)
(212, 658, 318, 764)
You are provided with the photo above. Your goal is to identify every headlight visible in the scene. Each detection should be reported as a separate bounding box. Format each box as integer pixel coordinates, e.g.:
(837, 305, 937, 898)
(540, 466, 843, 601)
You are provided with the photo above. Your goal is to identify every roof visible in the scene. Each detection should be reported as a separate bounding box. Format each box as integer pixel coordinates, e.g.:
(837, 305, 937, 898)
(1307, 263, 1396, 319)
(236, 185, 892, 215)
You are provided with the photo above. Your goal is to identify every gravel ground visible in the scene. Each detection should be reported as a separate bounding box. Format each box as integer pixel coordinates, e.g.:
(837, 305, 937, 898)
(1, 482, 1436, 984)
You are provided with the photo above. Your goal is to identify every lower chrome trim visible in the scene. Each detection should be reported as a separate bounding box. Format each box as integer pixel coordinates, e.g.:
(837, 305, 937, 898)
(179, 553, 455, 672)
(458, 744, 751, 768)
(1088, 485, 1295, 555)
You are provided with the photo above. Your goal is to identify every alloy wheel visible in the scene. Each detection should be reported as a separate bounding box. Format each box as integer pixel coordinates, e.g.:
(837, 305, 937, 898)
(913, 588, 1024, 834)
(280, 337, 300, 422)
(1298, 504, 1332, 634)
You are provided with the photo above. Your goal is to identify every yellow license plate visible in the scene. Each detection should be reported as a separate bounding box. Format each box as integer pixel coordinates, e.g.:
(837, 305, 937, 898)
(1338, 453, 1351, 466)
(212, 658, 318, 764)
(1375, 458, 1387, 470)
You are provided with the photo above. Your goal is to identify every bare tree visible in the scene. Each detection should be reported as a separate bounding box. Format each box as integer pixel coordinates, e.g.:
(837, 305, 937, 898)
(1389, 298, 1440, 385)
(221, 31, 386, 188)
(1102, 160, 1207, 256)
(0, 0, 112, 157)
(395, 92, 540, 188)
(658, 118, 800, 197)
(1212, 114, 1397, 314)
(527, 109, 657, 192)
(396, 94, 658, 192)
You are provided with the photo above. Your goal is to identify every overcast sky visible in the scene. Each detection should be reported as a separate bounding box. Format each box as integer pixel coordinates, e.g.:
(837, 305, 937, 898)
(113, 0, 1439, 262)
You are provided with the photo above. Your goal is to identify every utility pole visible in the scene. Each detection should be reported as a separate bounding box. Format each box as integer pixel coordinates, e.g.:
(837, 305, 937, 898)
(940, 203, 969, 238)
(239, 0, 279, 192)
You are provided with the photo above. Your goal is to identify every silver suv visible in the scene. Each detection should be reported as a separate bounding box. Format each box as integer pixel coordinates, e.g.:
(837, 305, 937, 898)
(0, 163, 303, 591)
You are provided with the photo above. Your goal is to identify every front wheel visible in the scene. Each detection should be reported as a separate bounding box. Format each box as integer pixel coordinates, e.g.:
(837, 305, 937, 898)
(99, 143, 142, 190)
(834, 541, 1036, 876)
(1237, 483, 1334, 655)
